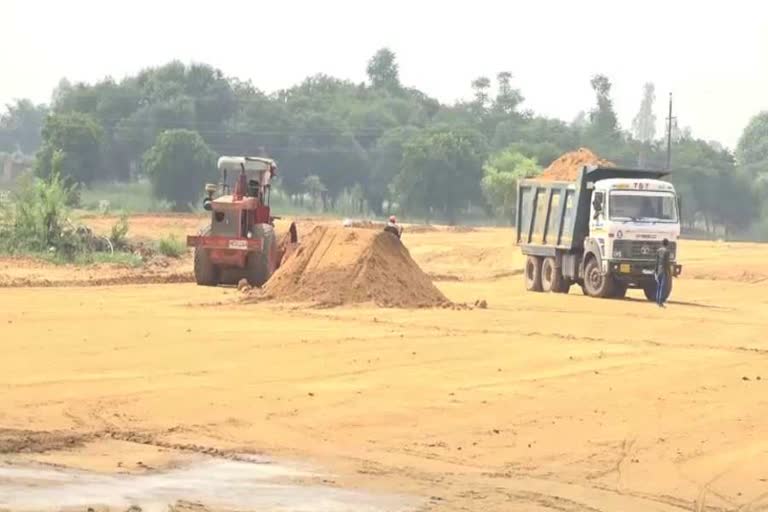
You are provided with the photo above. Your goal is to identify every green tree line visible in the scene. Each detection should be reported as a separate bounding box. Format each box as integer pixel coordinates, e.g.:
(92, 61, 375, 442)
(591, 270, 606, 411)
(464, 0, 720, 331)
(2, 49, 767, 238)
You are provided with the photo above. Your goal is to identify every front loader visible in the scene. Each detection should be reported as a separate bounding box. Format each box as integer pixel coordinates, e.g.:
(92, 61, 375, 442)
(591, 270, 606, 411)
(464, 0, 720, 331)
(186, 156, 298, 287)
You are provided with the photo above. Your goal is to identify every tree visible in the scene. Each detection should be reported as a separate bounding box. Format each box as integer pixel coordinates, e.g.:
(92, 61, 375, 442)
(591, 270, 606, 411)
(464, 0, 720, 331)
(736, 111, 768, 172)
(482, 149, 541, 224)
(302, 175, 327, 211)
(366, 48, 401, 92)
(471, 76, 492, 112)
(632, 83, 656, 143)
(0, 99, 48, 154)
(481, 150, 540, 224)
(396, 127, 488, 224)
(589, 74, 619, 136)
(35, 112, 103, 185)
(143, 129, 216, 211)
(493, 72, 524, 115)
(368, 126, 418, 214)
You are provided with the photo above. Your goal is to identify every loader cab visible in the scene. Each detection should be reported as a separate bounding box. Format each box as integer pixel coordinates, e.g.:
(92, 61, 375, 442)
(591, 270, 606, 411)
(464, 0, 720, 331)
(203, 156, 278, 238)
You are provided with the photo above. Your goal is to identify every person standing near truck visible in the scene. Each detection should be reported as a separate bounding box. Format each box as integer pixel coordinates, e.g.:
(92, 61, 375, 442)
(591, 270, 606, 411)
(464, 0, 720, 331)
(655, 239, 672, 307)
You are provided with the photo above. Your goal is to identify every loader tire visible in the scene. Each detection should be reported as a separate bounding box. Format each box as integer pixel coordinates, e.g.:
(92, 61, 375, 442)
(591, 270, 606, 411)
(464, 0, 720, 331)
(524, 256, 543, 292)
(246, 252, 269, 287)
(194, 247, 219, 286)
(246, 227, 277, 287)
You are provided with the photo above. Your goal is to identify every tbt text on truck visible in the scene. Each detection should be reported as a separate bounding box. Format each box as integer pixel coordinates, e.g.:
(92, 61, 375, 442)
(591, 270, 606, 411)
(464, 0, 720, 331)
(516, 165, 683, 301)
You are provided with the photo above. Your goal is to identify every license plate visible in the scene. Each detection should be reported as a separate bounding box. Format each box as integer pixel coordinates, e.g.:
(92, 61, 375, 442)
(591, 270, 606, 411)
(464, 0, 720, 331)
(619, 264, 631, 273)
(228, 239, 248, 250)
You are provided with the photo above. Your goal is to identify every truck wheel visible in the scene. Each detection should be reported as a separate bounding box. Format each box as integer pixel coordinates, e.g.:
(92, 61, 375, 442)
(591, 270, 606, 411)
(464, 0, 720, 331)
(583, 257, 615, 298)
(193, 247, 219, 286)
(541, 257, 566, 293)
(612, 283, 628, 299)
(643, 278, 672, 302)
(524, 256, 543, 292)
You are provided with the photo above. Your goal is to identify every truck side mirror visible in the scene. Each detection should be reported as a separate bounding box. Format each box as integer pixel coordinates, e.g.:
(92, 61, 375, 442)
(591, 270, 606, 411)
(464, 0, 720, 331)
(677, 196, 682, 222)
(592, 192, 604, 219)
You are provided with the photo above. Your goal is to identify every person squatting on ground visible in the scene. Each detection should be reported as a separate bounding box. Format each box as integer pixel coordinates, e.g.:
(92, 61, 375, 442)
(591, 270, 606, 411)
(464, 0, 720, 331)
(384, 215, 403, 239)
(655, 238, 672, 307)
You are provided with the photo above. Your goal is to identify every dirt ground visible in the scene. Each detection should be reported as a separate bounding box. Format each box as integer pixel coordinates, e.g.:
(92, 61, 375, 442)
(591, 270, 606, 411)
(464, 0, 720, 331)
(1, 216, 768, 511)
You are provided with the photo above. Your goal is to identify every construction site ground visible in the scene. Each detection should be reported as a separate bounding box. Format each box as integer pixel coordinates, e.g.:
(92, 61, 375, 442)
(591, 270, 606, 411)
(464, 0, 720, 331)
(1, 214, 768, 511)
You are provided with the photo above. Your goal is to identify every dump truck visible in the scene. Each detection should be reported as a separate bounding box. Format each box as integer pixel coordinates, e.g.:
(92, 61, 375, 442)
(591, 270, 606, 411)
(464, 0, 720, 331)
(516, 165, 682, 300)
(186, 156, 297, 287)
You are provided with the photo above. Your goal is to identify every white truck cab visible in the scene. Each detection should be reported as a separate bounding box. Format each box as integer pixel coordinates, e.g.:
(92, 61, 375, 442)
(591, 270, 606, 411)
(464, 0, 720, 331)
(589, 178, 681, 276)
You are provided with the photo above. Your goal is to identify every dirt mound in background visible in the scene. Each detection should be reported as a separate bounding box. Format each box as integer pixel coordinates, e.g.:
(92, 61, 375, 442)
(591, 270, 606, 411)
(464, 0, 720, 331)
(250, 226, 449, 308)
(539, 148, 615, 181)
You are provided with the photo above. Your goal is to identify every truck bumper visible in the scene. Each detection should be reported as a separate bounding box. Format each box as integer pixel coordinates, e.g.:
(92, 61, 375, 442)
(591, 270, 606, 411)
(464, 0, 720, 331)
(608, 261, 682, 280)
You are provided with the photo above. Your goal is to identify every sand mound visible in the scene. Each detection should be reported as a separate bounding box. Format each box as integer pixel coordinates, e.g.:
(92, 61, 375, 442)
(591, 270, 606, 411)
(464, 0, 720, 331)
(251, 226, 449, 308)
(539, 148, 615, 181)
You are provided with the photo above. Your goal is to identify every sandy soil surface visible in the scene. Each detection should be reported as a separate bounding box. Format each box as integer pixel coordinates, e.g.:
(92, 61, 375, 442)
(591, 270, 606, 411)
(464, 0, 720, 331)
(1, 217, 767, 511)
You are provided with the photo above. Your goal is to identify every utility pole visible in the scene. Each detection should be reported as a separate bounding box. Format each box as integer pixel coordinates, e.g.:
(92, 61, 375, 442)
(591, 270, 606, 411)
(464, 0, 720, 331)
(665, 93, 676, 170)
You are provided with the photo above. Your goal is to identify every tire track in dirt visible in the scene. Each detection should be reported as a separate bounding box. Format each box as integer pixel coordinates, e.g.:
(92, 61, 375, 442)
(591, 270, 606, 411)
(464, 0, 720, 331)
(0, 273, 193, 288)
(0, 427, 266, 463)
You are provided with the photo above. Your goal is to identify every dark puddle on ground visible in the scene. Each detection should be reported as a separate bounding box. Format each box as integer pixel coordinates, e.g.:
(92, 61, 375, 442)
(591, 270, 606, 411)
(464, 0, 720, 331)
(0, 457, 411, 511)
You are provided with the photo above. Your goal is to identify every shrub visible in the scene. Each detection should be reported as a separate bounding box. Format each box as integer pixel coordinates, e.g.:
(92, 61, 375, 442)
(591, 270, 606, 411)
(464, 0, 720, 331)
(158, 234, 186, 258)
(109, 214, 130, 250)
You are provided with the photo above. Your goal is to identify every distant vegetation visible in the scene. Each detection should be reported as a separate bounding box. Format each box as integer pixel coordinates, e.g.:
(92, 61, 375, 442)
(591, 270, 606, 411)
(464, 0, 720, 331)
(0, 49, 766, 239)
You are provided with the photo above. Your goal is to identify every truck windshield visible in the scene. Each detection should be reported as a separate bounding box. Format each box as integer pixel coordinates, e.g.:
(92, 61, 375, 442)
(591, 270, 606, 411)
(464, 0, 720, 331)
(609, 191, 677, 222)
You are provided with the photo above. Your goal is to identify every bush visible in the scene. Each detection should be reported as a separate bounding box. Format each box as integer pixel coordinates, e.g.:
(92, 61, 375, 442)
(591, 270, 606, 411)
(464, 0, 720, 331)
(109, 214, 130, 250)
(0, 169, 83, 258)
(158, 234, 186, 258)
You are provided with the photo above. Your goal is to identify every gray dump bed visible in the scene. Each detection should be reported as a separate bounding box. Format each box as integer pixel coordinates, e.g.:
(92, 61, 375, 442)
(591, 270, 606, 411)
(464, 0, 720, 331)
(516, 166, 669, 255)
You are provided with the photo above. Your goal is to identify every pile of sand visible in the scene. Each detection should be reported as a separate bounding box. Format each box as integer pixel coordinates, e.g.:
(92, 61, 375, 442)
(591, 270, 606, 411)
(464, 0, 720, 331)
(538, 148, 615, 181)
(249, 226, 449, 308)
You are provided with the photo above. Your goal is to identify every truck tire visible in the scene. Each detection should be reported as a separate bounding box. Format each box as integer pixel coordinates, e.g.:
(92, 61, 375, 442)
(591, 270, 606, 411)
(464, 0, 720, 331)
(612, 283, 628, 299)
(541, 257, 567, 293)
(524, 256, 543, 292)
(194, 247, 219, 286)
(583, 256, 615, 298)
(643, 278, 672, 302)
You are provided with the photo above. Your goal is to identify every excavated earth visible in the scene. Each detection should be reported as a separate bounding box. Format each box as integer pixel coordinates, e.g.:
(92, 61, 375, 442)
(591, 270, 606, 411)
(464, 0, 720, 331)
(250, 226, 449, 308)
(538, 147, 615, 181)
(1, 215, 768, 511)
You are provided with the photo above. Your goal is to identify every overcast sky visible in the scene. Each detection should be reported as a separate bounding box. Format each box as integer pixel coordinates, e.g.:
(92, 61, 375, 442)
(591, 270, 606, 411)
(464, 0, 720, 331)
(3, 0, 767, 148)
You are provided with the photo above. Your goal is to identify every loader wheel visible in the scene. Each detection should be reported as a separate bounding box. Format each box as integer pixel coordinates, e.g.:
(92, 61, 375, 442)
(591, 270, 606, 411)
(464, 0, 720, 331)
(193, 247, 219, 286)
(583, 257, 615, 298)
(246, 228, 277, 287)
(524, 256, 543, 292)
(643, 278, 672, 302)
(541, 257, 567, 293)
(246, 252, 269, 287)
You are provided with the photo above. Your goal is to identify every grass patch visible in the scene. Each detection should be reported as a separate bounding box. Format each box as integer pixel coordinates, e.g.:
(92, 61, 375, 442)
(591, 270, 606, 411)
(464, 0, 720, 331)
(158, 234, 186, 258)
(10, 249, 144, 267)
(80, 180, 172, 213)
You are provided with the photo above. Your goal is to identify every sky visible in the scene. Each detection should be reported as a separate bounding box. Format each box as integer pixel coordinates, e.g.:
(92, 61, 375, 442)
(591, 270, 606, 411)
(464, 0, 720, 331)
(2, 0, 767, 149)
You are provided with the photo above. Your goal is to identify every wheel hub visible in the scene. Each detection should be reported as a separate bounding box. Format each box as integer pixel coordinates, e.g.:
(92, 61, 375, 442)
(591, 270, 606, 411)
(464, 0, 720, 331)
(588, 267, 602, 288)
